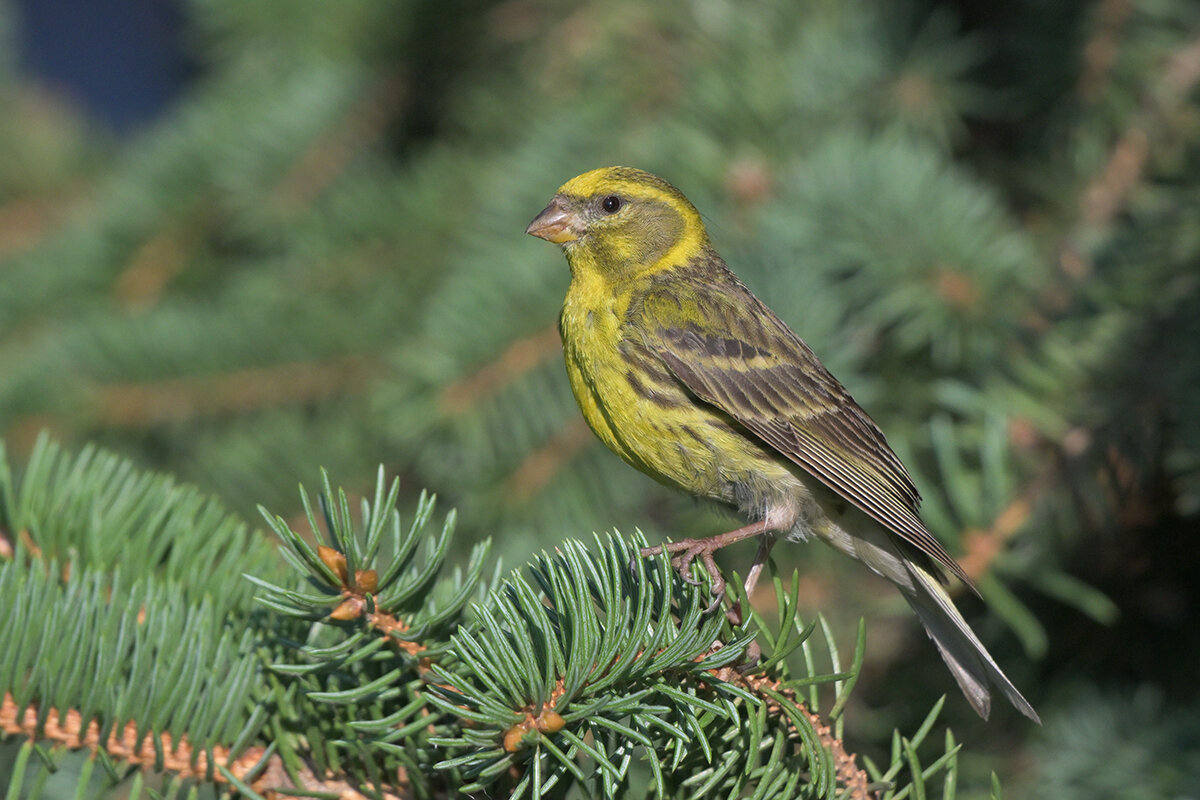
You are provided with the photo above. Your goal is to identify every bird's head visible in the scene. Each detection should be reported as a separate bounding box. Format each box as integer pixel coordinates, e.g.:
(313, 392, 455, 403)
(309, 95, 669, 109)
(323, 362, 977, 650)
(526, 167, 708, 278)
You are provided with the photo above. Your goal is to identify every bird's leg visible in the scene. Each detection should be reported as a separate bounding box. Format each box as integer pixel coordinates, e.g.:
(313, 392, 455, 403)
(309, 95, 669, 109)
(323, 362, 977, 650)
(743, 533, 778, 600)
(640, 519, 775, 613)
(726, 533, 779, 631)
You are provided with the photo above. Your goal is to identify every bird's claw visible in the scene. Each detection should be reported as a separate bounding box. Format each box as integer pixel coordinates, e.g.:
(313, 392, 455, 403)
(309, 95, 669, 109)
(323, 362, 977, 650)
(639, 538, 730, 615)
(738, 639, 762, 672)
(705, 590, 727, 615)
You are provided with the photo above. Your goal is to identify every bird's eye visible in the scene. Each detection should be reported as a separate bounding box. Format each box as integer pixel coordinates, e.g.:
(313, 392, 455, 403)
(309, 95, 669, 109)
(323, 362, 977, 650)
(601, 195, 621, 214)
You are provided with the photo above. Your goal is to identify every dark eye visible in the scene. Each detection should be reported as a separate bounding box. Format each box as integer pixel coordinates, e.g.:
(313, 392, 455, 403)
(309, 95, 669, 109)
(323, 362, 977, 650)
(601, 195, 621, 213)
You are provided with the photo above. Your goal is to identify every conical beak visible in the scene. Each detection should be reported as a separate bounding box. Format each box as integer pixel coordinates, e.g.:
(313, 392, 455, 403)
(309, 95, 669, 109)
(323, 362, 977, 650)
(525, 196, 582, 244)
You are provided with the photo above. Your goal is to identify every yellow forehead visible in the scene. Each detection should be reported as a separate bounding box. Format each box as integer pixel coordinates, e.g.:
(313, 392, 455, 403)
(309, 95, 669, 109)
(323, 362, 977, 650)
(557, 166, 687, 205)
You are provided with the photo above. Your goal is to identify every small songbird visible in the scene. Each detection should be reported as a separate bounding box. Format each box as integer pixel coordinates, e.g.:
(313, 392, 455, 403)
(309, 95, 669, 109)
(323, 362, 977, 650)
(526, 166, 1038, 722)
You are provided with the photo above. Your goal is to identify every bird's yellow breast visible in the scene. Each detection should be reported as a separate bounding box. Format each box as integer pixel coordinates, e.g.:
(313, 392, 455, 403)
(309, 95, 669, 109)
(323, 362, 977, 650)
(559, 269, 795, 508)
(559, 270, 645, 466)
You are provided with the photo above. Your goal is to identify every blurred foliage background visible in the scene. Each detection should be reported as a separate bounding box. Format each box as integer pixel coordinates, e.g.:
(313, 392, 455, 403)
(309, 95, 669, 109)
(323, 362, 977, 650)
(2, 0, 1199, 795)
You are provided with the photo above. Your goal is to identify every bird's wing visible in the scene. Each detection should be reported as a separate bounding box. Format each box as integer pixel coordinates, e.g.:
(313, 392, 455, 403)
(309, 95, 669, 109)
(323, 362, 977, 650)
(636, 275, 971, 586)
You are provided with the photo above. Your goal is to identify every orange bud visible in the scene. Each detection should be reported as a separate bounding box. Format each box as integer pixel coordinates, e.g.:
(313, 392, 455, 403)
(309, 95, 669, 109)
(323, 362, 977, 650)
(330, 596, 364, 620)
(503, 720, 532, 753)
(535, 710, 565, 734)
(356, 569, 379, 593)
(318, 545, 348, 583)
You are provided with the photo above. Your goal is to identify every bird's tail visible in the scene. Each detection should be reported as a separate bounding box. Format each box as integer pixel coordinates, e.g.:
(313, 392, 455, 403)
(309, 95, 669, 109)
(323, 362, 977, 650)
(811, 513, 1039, 721)
(901, 560, 1040, 723)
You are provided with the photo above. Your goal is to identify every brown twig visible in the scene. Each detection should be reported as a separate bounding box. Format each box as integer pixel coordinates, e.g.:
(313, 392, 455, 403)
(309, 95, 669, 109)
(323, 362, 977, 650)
(0, 692, 410, 798)
(721, 670, 876, 800)
(87, 355, 374, 426)
(112, 216, 207, 309)
(959, 463, 1058, 583)
(439, 324, 562, 416)
(0, 190, 87, 260)
(503, 418, 594, 501)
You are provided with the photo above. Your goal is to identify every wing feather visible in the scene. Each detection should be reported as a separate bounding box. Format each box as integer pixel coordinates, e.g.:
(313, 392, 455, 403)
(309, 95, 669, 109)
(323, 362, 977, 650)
(638, 267, 970, 586)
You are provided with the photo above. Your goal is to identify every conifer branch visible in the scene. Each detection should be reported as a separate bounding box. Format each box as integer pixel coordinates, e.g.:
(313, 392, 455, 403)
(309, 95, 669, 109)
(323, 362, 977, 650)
(717, 671, 875, 799)
(0, 694, 268, 787)
(1, 695, 416, 800)
(0, 438, 962, 798)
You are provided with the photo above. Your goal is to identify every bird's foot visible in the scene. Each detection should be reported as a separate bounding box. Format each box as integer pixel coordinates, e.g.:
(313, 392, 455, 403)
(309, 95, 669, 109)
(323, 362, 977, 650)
(639, 521, 776, 621)
(640, 538, 729, 613)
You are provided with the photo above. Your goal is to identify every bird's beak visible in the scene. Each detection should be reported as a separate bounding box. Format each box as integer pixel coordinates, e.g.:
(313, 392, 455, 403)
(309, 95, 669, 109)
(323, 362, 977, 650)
(525, 196, 583, 244)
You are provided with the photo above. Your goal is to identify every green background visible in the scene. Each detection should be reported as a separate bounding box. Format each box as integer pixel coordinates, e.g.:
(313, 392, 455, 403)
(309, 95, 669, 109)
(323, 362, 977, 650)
(2, 0, 1199, 795)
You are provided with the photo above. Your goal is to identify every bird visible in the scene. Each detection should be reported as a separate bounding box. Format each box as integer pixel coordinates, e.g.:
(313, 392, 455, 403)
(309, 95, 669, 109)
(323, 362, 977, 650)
(525, 166, 1038, 722)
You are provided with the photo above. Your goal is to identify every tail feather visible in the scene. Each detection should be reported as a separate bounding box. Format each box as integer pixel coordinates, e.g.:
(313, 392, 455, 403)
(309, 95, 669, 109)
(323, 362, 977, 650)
(812, 512, 1039, 722)
(903, 561, 1041, 723)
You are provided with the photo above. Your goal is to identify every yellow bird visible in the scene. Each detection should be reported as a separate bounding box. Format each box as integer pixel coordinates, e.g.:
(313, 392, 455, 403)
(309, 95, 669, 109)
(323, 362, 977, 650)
(526, 166, 1038, 722)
